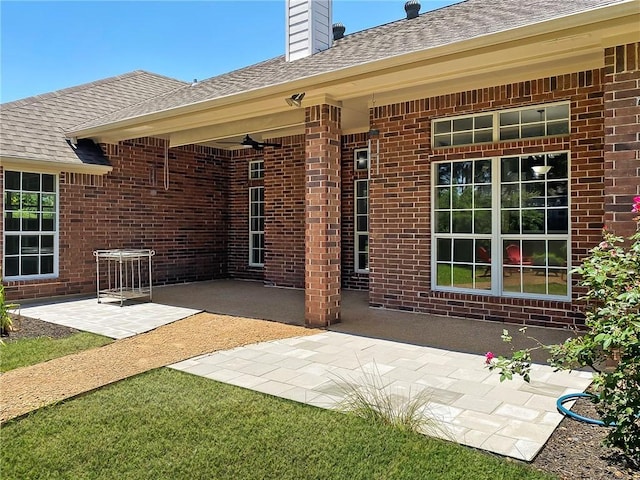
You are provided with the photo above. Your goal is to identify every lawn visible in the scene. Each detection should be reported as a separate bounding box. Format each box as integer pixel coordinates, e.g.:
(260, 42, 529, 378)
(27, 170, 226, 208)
(0, 332, 112, 372)
(1, 368, 555, 480)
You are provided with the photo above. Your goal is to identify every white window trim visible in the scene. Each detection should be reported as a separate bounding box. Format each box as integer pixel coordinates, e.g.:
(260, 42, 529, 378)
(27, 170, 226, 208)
(430, 152, 571, 301)
(432, 101, 570, 148)
(3, 171, 60, 281)
(248, 186, 264, 267)
(354, 179, 369, 273)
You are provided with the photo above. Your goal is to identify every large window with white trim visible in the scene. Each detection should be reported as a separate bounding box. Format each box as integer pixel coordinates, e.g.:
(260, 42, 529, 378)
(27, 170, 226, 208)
(355, 179, 369, 272)
(3, 171, 58, 279)
(432, 152, 570, 299)
(249, 186, 265, 267)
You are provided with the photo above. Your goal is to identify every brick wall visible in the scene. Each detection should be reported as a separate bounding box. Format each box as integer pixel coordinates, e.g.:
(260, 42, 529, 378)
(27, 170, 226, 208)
(264, 135, 306, 288)
(4, 138, 229, 301)
(368, 68, 607, 328)
(603, 43, 640, 237)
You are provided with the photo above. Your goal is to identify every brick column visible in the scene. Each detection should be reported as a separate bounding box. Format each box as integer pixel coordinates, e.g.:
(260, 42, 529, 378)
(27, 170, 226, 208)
(603, 43, 640, 237)
(305, 104, 341, 327)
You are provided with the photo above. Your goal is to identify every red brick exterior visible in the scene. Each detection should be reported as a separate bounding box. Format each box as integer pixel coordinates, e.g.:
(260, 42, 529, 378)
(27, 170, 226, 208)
(304, 104, 342, 326)
(603, 43, 640, 238)
(3, 138, 228, 300)
(3, 43, 637, 330)
(368, 68, 607, 328)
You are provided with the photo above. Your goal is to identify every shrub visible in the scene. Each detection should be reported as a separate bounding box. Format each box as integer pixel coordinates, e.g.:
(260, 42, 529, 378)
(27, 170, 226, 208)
(486, 197, 640, 465)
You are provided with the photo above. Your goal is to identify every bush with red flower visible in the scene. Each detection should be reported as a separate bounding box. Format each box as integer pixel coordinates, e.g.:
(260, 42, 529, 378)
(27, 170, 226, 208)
(486, 196, 640, 464)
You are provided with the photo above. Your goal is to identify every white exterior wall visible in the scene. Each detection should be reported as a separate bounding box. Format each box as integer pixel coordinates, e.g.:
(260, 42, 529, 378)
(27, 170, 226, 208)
(286, 0, 332, 62)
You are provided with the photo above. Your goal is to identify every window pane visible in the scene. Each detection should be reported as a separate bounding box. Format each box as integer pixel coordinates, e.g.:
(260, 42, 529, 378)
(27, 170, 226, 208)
(474, 269, 492, 289)
(4, 257, 19, 277)
(42, 194, 56, 211)
(23, 215, 40, 232)
(437, 238, 451, 261)
(547, 153, 568, 179)
(522, 210, 544, 234)
(358, 234, 369, 252)
(5, 171, 21, 190)
(453, 239, 473, 262)
(547, 121, 569, 136)
(474, 185, 492, 208)
(501, 210, 520, 234)
(358, 253, 369, 271)
(42, 174, 55, 192)
(521, 108, 543, 124)
(434, 121, 451, 134)
(523, 182, 545, 207)
(474, 130, 493, 143)
(22, 193, 38, 207)
(500, 111, 519, 126)
(436, 212, 450, 233)
(436, 263, 452, 286)
(521, 124, 545, 138)
(501, 184, 520, 208)
(499, 126, 519, 140)
(452, 186, 472, 209)
(40, 256, 54, 275)
(5, 236, 19, 255)
(21, 256, 39, 275)
(547, 209, 568, 233)
(41, 235, 55, 254)
(452, 162, 473, 184)
(452, 211, 472, 233)
(22, 173, 40, 191)
(433, 135, 451, 148)
(4, 212, 20, 231)
(435, 187, 450, 209)
(474, 210, 492, 234)
(475, 115, 493, 129)
(546, 104, 569, 121)
(476, 241, 491, 264)
(547, 182, 568, 206)
(356, 181, 368, 198)
(503, 268, 521, 292)
(5, 192, 20, 210)
(453, 265, 473, 288)
(21, 235, 39, 254)
(42, 213, 55, 231)
(453, 117, 473, 131)
(501, 157, 519, 182)
(437, 163, 451, 185)
(520, 156, 537, 182)
(357, 199, 368, 215)
(474, 160, 491, 184)
(452, 132, 473, 145)
(357, 216, 368, 232)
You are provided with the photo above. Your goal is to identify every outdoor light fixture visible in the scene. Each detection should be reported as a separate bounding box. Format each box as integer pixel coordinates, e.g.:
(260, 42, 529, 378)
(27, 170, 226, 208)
(532, 165, 552, 175)
(285, 92, 305, 107)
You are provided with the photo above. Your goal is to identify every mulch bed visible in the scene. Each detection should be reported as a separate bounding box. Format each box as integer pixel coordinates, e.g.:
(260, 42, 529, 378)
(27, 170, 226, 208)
(3, 317, 639, 479)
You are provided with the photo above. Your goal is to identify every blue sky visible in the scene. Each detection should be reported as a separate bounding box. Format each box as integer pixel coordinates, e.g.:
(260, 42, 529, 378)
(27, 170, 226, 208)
(1, 1, 457, 103)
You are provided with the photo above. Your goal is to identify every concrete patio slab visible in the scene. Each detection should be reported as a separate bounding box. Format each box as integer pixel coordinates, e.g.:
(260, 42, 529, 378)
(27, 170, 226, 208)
(19, 298, 201, 339)
(169, 330, 593, 462)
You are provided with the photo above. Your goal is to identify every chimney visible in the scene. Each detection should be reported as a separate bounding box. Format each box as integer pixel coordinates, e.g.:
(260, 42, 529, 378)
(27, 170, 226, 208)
(286, 0, 333, 62)
(404, 0, 421, 19)
(332, 22, 345, 41)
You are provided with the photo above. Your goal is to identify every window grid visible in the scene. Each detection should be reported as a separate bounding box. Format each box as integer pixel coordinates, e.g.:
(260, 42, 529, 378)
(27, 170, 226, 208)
(355, 179, 369, 272)
(354, 148, 370, 171)
(432, 102, 570, 148)
(3, 171, 58, 279)
(432, 153, 570, 300)
(248, 186, 265, 267)
(249, 160, 264, 180)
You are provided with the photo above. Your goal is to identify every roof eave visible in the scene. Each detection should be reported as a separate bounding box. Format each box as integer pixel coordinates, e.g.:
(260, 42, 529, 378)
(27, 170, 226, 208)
(0, 156, 113, 175)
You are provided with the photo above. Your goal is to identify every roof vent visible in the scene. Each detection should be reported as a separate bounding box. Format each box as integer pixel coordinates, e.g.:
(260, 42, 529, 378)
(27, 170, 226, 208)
(404, 0, 420, 19)
(332, 22, 345, 41)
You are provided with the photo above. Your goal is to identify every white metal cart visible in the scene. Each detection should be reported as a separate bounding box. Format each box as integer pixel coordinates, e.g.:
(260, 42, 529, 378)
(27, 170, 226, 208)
(94, 249, 155, 306)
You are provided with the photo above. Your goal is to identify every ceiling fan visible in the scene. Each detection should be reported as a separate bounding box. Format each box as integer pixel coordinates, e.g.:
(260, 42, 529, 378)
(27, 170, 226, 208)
(218, 134, 281, 150)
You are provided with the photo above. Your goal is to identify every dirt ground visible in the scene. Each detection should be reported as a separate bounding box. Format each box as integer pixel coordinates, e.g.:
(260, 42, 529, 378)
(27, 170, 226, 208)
(2, 316, 639, 479)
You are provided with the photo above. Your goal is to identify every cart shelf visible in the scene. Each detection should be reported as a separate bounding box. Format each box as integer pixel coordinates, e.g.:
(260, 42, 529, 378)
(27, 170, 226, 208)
(93, 249, 155, 306)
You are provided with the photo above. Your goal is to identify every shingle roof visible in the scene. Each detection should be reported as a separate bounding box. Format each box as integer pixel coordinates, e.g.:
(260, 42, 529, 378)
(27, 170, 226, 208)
(0, 71, 186, 167)
(71, 0, 624, 132)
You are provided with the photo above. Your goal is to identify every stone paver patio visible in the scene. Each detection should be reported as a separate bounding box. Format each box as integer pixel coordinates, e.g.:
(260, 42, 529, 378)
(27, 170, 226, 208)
(12, 291, 592, 462)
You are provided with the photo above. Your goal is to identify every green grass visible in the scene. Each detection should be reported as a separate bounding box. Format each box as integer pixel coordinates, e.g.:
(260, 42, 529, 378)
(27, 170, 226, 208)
(0, 332, 112, 372)
(1, 368, 556, 480)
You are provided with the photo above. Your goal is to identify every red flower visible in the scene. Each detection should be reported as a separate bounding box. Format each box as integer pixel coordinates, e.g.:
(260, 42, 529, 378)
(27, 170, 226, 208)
(632, 196, 640, 213)
(485, 352, 495, 364)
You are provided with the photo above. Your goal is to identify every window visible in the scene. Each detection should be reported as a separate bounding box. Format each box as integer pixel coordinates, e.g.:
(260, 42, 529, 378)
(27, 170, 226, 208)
(3, 171, 58, 279)
(355, 179, 369, 272)
(432, 153, 569, 299)
(249, 186, 265, 266)
(432, 102, 570, 148)
(249, 159, 264, 180)
(354, 148, 369, 171)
